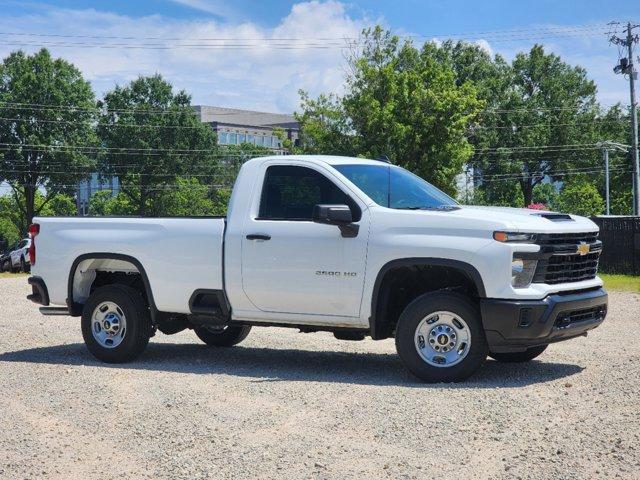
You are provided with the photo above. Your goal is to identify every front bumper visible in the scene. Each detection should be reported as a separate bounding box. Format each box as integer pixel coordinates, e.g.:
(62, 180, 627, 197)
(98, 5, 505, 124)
(480, 287, 608, 353)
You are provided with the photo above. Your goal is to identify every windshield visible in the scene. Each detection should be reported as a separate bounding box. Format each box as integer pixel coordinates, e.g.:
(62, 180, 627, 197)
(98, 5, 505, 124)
(333, 164, 458, 210)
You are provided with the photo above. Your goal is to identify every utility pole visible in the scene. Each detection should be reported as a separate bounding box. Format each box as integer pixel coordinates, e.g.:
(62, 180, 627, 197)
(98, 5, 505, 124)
(611, 22, 640, 215)
(597, 141, 630, 215)
(603, 148, 610, 214)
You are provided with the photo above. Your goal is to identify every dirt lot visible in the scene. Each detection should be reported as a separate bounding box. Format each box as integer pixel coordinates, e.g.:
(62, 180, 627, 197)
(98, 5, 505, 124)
(0, 275, 639, 480)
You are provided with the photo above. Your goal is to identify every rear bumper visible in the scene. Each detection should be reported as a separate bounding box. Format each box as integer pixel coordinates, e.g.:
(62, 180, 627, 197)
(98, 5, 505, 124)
(480, 287, 608, 353)
(27, 276, 50, 306)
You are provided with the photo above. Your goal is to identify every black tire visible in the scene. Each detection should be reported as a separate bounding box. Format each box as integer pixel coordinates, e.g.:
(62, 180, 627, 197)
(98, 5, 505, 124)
(20, 257, 28, 273)
(489, 345, 548, 363)
(194, 325, 251, 347)
(395, 292, 488, 383)
(81, 284, 152, 363)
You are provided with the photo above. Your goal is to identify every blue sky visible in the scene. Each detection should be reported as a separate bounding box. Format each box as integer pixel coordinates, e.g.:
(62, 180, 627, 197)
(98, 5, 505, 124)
(0, 0, 637, 112)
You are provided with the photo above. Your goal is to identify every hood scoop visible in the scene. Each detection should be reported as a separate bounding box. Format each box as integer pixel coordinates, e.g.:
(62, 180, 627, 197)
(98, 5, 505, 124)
(533, 212, 574, 222)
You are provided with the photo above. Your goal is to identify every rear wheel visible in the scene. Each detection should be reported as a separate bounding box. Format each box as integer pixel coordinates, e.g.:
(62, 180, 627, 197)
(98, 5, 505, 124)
(489, 345, 548, 363)
(81, 285, 152, 363)
(194, 325, 251, 347)
(395, 292, 488, 383)
(20, 256, 28, 273)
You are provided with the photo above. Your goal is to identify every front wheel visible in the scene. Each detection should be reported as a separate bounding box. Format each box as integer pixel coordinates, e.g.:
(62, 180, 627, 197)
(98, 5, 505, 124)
(81, 285, 152, 363)
(20, 257, 28, 273)
(395, 292, 488, 383)
(489, 345, 548, 363)
(194, 325, 251, 347)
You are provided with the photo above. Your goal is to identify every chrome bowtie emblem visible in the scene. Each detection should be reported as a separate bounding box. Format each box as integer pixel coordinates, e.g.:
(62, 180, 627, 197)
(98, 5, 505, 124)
(576, 242, 590, 256)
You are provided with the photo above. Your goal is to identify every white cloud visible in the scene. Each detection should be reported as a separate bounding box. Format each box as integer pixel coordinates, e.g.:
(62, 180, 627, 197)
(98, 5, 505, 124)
(169, 0, 237, 18)
(474, 39, 493, 56)
(0, 5, 628, 115)
(0, 1, 370, 113)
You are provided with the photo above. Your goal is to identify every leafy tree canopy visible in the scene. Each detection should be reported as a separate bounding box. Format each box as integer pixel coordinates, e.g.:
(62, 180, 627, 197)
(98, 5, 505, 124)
(98, 75, 221, 216)
(1, 191, 75, 246)
(556, 181, 604, 217)
(0, 48, 96, 230)
(297, 27, 482, 196)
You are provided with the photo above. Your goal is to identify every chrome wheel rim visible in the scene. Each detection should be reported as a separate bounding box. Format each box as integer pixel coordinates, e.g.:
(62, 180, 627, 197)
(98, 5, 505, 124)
(414, 311, 471, 367)
(91, 301, 127, 349)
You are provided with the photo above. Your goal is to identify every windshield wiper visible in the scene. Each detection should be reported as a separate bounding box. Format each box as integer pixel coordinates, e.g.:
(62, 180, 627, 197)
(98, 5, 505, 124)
(396, 205, 460, 211)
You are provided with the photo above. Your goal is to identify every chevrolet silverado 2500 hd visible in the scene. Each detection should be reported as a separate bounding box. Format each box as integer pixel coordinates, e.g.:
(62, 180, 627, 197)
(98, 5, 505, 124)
(26, 155, 608, 382)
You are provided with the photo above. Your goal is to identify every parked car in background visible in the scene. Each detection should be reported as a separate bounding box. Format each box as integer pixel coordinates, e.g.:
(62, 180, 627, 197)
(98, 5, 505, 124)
(9, 238, 31, 272)
(0, 248, 13, 272)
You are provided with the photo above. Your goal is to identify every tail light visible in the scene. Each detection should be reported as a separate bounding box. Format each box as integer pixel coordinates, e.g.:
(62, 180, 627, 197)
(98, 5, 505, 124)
(28, 223, 40, 265)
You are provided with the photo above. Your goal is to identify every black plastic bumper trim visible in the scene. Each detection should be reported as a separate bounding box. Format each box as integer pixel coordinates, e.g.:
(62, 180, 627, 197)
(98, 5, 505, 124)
(480, 287, 608, 353)
(27, 276, 50, 306)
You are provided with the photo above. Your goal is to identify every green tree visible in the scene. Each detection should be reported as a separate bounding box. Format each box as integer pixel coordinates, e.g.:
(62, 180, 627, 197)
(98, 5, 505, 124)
(151, 178, 215, 216)
(532, 183, 560, 210)
(297, 27, 482, 195)
(295, 92, 356, 156)
(1, 191, 76, 240)
(430, 42, 600, 206)
(98, 75, 220, 216)
(88, 190, 134, 216)
(478, 45, 598, 206)
(43, 193, 76, 216)
(0, 49, 96, 231)
(556, 181, 604, 216)
(594, 104, 633, 215)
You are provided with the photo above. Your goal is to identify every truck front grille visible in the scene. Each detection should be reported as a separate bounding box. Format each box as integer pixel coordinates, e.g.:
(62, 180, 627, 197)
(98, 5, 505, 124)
(533, 232, 601, 285)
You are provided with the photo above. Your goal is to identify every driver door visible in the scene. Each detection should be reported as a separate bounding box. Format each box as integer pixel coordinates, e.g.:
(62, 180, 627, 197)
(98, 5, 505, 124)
(240, 164, 370, 318)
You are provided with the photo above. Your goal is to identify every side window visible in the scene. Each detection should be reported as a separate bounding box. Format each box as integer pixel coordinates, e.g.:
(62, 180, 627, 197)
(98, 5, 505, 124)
(258, 165, 361, 221)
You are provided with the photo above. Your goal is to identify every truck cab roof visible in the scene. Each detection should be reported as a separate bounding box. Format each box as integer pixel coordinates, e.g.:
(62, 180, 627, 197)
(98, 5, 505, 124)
(246, 154, 389, 167)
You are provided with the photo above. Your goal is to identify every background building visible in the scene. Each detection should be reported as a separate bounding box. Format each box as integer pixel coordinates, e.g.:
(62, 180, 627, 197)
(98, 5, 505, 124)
(77, 173, 120, 216)
(75, 106, 299, 215)
(193, 105, 300, 152)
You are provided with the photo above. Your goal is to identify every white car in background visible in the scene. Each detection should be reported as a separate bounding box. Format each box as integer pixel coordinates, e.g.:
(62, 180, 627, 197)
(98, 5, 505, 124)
(10, 238, 31, 272)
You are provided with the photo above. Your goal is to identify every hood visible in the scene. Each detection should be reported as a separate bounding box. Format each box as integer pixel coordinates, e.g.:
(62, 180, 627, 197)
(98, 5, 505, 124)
(451, 205, 598, 233)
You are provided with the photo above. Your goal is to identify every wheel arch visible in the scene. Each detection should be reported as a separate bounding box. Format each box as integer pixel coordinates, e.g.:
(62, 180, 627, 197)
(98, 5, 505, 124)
(369, 258, 486, 340)
(67, 253, 158, 322)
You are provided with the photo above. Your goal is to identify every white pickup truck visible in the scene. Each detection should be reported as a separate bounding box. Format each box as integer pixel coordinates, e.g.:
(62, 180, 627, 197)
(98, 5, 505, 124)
(26, 155, 608, 382)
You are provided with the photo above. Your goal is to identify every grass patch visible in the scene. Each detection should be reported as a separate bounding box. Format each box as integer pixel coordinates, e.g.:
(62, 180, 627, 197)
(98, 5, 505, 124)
(600, 274, 640, 293)
(0, 272, 28, 279)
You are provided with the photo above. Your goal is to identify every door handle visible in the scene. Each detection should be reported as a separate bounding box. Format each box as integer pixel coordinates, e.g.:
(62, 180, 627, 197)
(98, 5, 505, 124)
(246, 234, 271, 241)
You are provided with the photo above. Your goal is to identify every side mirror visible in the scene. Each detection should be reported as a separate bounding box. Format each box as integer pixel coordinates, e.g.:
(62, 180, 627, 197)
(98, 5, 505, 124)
(312, 204, 353, 226)
(312, 204, 359, 238)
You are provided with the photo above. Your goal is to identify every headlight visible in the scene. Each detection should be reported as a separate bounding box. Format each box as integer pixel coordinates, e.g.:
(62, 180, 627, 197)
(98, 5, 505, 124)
(511, 257, 538, 288)
(494, 231, 536, 243)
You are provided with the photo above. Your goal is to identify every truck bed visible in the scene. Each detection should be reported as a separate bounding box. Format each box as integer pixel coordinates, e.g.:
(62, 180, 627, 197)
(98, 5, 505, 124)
(31, 216, 226, 314)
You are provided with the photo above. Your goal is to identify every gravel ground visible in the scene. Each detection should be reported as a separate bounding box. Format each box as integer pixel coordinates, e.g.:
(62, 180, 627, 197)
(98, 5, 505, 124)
(1, 275, 639, 480)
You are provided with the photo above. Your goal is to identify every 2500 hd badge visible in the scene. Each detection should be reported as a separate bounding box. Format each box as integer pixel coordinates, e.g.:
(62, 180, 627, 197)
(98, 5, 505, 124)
(316, 270, 358, 277)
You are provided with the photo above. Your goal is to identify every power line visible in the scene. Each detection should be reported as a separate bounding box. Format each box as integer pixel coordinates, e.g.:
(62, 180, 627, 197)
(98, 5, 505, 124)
(0, 115, 629, 131)
(0, 23, 611, 42)
(0, 100, 628, 117)
(476, 166, 632, 182)
(0, 142, 282, 154)
(0, 101, 293, 117)
(0, 24, 614, 51)
(473, 143, 600, 153)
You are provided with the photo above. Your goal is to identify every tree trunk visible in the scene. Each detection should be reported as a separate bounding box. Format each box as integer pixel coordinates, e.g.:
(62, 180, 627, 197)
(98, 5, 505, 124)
(139, 189, 146, 216)
(139, 176, 147, 216)
(24, 184, 36, 234)
(521, 179, 533, 207)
